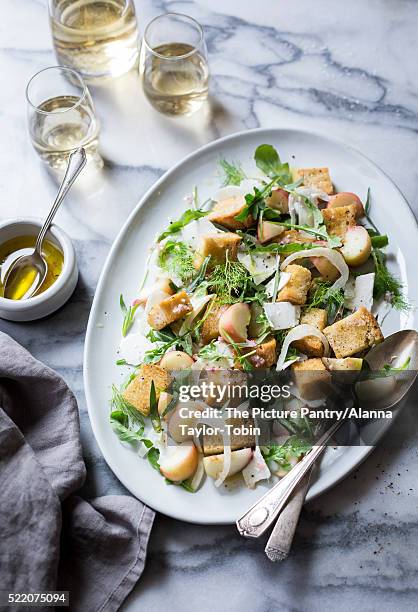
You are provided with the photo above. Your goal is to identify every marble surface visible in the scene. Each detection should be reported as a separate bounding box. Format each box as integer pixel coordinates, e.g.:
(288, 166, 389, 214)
(1, 0, 418, 610)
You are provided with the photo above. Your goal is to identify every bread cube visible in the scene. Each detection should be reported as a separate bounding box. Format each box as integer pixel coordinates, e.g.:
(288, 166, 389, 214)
(208, 197, 254, 230)
(201, 301, 229, 344)
(277, 264, 312, 305)
(292, 167, 334, 195)
(322, 205, 356, 239)
(203, 417, 255, 455)
(292, 308, 327, 357)
(323, 306, 384, 358)
(123, 364, 172, 416)
(147, 290, 192, 330)
(194, 233, 241, 269)
(292, 358, 331, 401)
(237, 337, 277, 369)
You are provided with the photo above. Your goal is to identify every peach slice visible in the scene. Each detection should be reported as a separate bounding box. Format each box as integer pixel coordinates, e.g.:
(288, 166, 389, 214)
(203, 448, 253, 479)
(340, 226, 372, 267)
(160, 350, 194, 371)
(257, 219, 285, 244)
(311, 256, 340, 281)
(159, 442, 198, 482)
(327, 192, 364, 218)
(265, 188, 289, 213)
(219, 302, 251, 344)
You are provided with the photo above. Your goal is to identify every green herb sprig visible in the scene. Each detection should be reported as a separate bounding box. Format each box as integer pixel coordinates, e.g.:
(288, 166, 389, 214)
(157, 209, 209, 242)
(120, 294, 141, 337)
(218, 158, 247, 186)
(372, 247, 409, 311)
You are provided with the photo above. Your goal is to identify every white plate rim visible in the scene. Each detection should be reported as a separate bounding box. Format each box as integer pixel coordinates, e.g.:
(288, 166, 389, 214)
(83, 127, 417, 524)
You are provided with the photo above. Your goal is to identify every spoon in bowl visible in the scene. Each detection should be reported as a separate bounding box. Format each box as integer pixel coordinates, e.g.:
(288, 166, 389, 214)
(2, 147, 86, 300)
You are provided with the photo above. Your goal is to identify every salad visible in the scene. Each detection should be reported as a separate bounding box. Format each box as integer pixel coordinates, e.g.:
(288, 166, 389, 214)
(110, 144, 408, 493)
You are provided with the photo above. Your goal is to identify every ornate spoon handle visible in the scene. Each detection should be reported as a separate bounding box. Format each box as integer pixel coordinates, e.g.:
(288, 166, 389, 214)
(236, 419, 343, 538)
(264, 469, 311, 561)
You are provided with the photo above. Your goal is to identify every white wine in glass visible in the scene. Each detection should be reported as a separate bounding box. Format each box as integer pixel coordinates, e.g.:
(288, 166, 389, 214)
(26, 67, 101, 170)
(49, 0, 139, 81)
(140, 14, 209, 116)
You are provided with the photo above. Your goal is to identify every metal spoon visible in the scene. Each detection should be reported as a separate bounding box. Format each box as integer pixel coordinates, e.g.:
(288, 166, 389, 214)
(2, 147, 86, 300)
(237, 329, 418, 540)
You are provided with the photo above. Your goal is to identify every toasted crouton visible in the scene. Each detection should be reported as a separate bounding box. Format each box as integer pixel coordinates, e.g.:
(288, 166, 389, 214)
(123, 364, 172, 416)
(322, 205, 356, 239)
(203, 417, 255, 455)
(208, 196, 254, 230)
(323, 306, 384, 358)
(292, 358, 331, 401)
(194, 233, 241, 269)
(277, 264, 312, 305)
(292, 308, 327, 357)
(147, 290, 192, 330)
(237, 337, 277, 369)
(292, 167, 334, 195)
(201, 301, 229, 344)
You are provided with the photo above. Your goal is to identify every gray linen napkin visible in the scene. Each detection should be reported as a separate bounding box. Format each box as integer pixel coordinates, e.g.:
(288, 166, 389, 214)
(0, 331, 154, 611)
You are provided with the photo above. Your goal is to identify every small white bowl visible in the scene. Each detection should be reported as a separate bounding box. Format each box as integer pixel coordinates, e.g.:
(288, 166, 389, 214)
(0, 218, 78, 321)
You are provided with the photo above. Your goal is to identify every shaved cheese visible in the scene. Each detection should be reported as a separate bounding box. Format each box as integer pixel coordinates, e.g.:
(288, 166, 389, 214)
(265, 271, 291, 298)
(345, 273, 375, 311)
(263, 302, 301, 330)
(214, 180, 262, 203)
(296, 186, 330, 203)
(242, 447, 271, 488)
(181, 218, 220, 248)
(238, 251, 277, 284)
(294, 198, 313, 226)
(118, 333, 154, 365)
(215, 428, 232, 487)
(281, 247, 349, 291)
(179, 293, 214, 335)
(145, 289, 170, 316)
(276, 324, 330, 371)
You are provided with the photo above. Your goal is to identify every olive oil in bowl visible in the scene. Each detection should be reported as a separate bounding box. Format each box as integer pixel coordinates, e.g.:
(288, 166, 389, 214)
(0, 236, 64, 300)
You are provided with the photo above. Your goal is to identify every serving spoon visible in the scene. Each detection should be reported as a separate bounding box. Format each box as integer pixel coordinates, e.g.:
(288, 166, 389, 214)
(2, 147, 86, 300)
(237, 329, 418, 541)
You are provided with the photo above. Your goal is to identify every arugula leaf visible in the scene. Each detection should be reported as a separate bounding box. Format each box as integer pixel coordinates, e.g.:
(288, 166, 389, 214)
(110, 410, 144, 443)
(120, 294, 141, 337)
(261, 436, 312, 470)
(234, 178, 282, 223)
(364, 187, 379, 233)
(254, 144, 292, 183)
(149, 381, 161, 433)
(180, 480, 196, 493)
(249, 241, 318, 255)
(219, 158, 247, 186)
(272, 221, 341, 248)
(157, 209, 208, 242)
(147, 447, 160, 471)
(368, 232, 389, 248)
